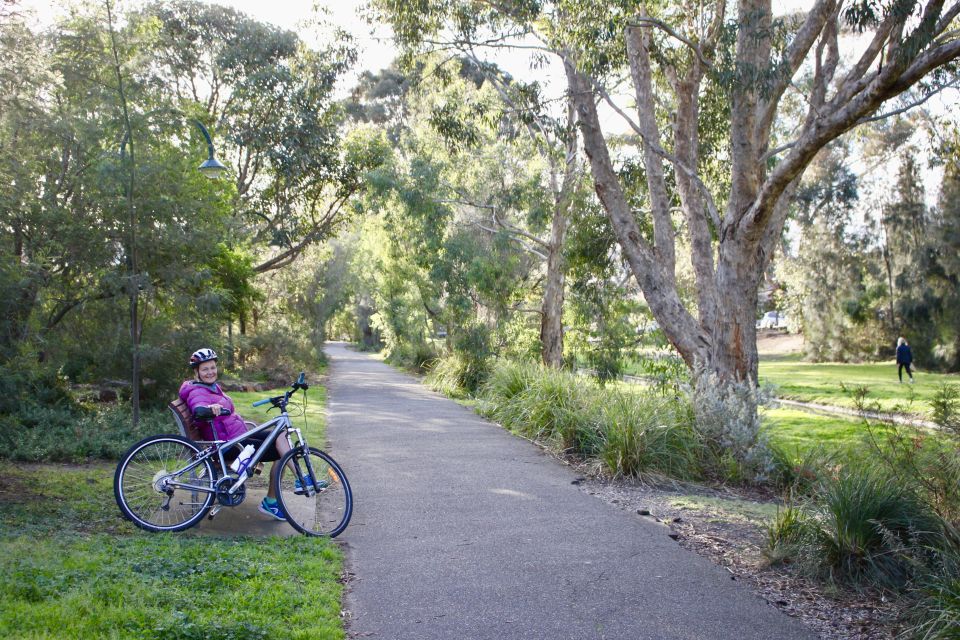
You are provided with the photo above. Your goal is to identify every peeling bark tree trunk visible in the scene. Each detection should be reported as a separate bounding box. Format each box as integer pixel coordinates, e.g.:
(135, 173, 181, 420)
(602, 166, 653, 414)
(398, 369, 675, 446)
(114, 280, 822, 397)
(540, 208, 569, 368)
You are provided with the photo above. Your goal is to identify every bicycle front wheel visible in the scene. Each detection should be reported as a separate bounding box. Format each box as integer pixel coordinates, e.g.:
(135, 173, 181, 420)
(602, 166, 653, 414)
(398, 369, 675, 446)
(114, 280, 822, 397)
(275, 447, 352, 537)
(114, 435, 216, 532)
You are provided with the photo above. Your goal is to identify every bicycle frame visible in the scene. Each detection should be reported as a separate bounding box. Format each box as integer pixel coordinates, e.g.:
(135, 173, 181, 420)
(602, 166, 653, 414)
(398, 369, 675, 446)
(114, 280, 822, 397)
(161, 409, 307, 498)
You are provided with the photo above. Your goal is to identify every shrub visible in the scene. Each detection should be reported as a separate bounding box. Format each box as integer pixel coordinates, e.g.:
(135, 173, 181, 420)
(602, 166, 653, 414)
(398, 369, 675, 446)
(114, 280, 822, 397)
(450, 324, 493, 392)
(387, 341, 438, 374)
(686, 370, 775, 484)
(0, 357, 76, 416)
(930, 383, 960, 441)
(634, 353, 689, 395)
(243, 324, 320, 383)
(0, 405, 169, 462)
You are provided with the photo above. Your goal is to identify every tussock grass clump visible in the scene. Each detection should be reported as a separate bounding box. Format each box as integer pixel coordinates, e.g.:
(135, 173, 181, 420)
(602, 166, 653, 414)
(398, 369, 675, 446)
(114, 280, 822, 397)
(598, 392, 698, 480)
(480, 360, 696, 478)
(425, 351, 492, 397)
(908, 568, 960, 639)
(768, 465, 941, 588)
(482, 363, 598, 453)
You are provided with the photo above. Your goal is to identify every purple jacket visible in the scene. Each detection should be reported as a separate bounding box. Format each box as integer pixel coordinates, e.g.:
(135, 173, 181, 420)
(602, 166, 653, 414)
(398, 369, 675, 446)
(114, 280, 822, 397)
(179, 380, 247, 441)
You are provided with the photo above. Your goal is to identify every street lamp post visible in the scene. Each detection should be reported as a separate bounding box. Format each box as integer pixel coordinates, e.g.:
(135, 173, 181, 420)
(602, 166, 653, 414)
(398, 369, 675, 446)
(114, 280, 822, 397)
(120, 118, 228, 425)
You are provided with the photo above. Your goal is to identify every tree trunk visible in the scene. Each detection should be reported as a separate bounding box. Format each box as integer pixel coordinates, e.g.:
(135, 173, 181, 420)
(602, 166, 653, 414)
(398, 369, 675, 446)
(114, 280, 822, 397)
(106, 0, 139, 426)
(712, 247, 762, 382)
(540, 208, 569, 368)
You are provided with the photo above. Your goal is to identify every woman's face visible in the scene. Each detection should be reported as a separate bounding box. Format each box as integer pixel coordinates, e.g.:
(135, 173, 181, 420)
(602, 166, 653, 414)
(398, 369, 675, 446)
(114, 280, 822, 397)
(197, 361, 218, 384)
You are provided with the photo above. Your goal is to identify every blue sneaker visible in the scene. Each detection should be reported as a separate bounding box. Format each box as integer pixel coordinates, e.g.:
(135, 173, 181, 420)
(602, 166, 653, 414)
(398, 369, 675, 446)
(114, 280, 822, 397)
(295, 475, 330, 494)
(258, 497, 286, 521)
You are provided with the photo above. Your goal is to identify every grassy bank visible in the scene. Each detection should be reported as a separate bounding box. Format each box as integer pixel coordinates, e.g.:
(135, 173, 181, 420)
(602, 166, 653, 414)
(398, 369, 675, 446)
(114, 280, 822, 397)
(0, 376, 344, 640)
(758, 360, 959, 416)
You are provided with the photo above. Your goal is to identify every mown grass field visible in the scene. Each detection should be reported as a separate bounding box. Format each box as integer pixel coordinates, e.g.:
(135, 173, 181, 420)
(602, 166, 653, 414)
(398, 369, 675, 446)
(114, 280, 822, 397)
(0, 382, 344, 640)
(758, 358, 959, 417)
(763, 407, 879, 459)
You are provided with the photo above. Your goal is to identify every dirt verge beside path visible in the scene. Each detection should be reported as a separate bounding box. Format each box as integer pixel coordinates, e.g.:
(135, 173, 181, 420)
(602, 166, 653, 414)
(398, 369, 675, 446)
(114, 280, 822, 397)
(578, 477, 895, 640)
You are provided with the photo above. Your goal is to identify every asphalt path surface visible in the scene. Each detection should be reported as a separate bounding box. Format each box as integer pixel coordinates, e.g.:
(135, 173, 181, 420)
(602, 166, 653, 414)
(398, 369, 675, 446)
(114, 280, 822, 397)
(324, 342, 814, 640)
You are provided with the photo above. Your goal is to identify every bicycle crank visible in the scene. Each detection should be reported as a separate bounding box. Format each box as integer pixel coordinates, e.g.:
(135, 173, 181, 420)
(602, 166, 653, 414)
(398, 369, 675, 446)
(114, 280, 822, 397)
(215, 475, 246, 507)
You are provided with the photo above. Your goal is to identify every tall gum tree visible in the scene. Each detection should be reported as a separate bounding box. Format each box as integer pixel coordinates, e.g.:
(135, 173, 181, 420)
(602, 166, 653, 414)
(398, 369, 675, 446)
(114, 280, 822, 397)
(376, 0, 960, 383)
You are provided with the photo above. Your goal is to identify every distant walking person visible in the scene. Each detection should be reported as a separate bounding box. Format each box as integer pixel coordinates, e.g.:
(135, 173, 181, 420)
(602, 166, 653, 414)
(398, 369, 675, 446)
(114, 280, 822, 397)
(896, 337, 914, 383)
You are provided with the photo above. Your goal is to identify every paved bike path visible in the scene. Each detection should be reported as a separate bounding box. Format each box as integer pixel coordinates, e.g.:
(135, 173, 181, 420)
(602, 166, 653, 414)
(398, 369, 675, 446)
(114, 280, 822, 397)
(324, 343, 814, 640)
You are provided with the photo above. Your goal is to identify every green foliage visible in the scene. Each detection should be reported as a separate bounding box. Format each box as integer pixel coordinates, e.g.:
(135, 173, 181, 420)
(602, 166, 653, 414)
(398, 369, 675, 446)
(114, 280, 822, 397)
(479, 360, 699, 478)
(0, 2, 372, 429)
(931, 383, 960, 439)
(768, 465, 941, 588)
(0, 355, 76, 416)
(387, 340, 439, 374)
(598, 391, 698, 481)
(632, 353, 689, 395)
(481, 361, 601, 455)
(565, 202, 639, 381)
(0, 405, 169, 463)
(905, 545, 960, 640)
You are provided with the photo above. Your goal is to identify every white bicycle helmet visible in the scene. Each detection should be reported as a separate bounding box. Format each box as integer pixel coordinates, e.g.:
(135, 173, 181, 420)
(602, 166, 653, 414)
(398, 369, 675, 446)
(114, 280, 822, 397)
(189, 347, 218, 368)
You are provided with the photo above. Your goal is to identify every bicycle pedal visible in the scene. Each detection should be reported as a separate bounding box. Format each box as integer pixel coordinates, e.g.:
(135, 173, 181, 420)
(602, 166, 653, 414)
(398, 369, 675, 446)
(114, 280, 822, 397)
(253, 463, 264, 475)
(208, 505, 222, 519)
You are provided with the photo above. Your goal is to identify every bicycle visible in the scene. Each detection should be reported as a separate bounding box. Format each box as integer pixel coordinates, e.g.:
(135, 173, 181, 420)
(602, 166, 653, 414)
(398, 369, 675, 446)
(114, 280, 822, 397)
(114, 373, 352, 537)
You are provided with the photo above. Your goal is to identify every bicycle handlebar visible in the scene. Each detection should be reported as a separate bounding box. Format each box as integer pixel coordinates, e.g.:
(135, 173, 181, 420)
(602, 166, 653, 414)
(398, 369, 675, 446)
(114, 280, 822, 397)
(193, 406, 231, 419)
(250, 373, 309, 410)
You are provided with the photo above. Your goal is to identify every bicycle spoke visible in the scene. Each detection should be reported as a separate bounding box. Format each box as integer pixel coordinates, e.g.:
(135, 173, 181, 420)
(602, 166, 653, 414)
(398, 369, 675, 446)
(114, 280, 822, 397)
(116, 436, 215, 532)
(275, 447, 351, 537)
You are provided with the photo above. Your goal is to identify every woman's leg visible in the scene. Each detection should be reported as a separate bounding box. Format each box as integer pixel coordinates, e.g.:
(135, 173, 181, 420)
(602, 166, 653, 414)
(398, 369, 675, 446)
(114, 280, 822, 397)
(898, 364, 904, 382)
(266, 435, 291, 500)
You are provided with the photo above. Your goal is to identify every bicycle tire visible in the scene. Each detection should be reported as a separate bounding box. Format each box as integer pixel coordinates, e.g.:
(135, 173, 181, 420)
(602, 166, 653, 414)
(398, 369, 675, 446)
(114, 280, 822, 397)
(274, 446, 352, 538)
(114, 434, 216, 532)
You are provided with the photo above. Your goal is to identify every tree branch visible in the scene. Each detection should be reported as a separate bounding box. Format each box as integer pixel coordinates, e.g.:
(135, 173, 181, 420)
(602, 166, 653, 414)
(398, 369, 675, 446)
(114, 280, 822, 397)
(625, 23, 675, 278)
(626, 16, 712, 69)
(593, 81, 722, 229)
(857, 78, 960, 124)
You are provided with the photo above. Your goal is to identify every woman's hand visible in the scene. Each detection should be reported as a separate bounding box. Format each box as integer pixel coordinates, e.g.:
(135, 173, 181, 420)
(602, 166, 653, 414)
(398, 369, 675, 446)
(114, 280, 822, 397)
(209, 403, 224, 416)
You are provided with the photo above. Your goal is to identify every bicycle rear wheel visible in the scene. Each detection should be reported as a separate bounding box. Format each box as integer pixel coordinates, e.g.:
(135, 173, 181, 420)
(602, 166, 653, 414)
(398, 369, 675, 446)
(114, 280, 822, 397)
(114, 435, 216, 532)
(275, 446, 352, 537)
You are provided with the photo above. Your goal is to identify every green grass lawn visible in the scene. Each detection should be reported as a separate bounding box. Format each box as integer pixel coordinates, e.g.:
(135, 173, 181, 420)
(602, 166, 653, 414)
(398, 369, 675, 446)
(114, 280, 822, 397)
(758, 360, 959, 417)
(231, 384, 327, 444)
(0, 379, 344, 640)
(763, 407, 877, 460)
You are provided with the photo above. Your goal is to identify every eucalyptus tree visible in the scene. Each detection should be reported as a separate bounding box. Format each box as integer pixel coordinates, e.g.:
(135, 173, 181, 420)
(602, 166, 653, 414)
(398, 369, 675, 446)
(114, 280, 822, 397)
(427, 64, 581, 367)
(376, 0, 960, 386)
(447, 58, 582, 368)
(138, 1, 378, 275)
(347, 59, 574, 367)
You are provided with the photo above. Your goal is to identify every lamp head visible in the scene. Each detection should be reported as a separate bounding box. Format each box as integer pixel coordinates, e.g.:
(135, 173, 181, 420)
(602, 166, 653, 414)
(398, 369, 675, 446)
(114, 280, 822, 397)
(198, 156, 228, 179)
